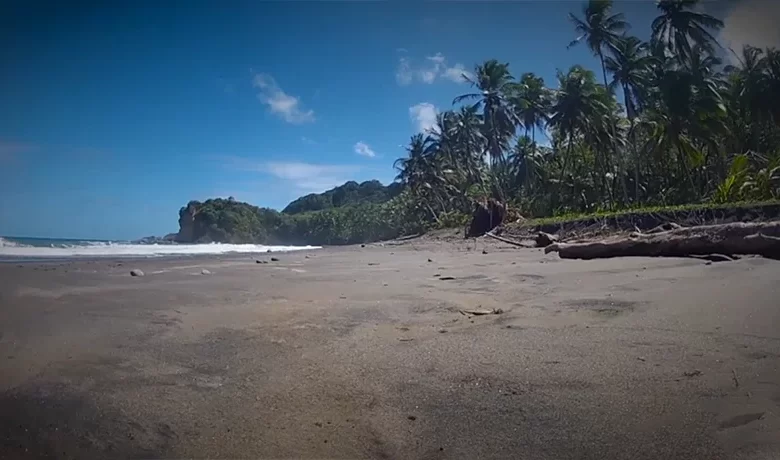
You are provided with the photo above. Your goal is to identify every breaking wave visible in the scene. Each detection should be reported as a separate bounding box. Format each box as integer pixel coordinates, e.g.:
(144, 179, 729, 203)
(0, 240, 319, 258)
(0, 237, 29, 248)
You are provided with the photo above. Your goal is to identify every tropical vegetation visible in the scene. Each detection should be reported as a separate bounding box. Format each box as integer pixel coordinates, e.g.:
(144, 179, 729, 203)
(181, 0, 780, 246)
(392, 0, 780, 221)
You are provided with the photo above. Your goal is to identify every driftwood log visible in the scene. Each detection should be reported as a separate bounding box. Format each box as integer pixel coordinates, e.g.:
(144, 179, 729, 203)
(544, 221, 780, 260)
(485, 230, 530, 247)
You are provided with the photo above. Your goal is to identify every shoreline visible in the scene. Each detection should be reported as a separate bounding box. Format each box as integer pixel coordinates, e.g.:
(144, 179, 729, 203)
(0, 248, 321, 264)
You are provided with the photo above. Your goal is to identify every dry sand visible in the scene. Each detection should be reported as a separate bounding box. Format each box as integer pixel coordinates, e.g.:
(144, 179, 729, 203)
(1, 237, 779, 459)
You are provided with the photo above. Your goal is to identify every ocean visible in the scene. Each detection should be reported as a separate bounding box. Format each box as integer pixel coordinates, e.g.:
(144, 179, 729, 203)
(0, 236, 319, 259)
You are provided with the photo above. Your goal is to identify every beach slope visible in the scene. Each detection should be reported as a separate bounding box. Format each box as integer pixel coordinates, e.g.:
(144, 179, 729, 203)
(1, 240, 779, 459)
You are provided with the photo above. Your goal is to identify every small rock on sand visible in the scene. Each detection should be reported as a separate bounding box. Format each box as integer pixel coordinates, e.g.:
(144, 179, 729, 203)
(130, 269, 144, 277)
(271, 257, 280, 262)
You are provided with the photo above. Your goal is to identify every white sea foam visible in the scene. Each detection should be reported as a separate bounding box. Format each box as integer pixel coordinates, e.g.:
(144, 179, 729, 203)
(0, 242, 320, 258)
(0, 237, 28, 248)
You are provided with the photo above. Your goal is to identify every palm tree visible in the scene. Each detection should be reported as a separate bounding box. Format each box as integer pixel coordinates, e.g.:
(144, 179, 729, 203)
(569, 0, 628, 202)
(454, 60, 519, 171)
(651, 0, 723, 63)
(508, 135, 547, 195)
(643, 47, 726, 197)
(451, 105, 486, 187)
(605, 36, 655, 118)
(765, 48, 780, 122)
(605, 36, 657, 200)
(427, 111, 458, 168)
(510, 72, 551, 144)
(394, 134, 446, 221)
(549, 66, 611, 208)
(569, 0, 628, 92)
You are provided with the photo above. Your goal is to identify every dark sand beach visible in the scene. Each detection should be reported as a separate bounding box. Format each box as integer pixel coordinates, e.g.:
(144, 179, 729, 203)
(1, 238, 779, 459)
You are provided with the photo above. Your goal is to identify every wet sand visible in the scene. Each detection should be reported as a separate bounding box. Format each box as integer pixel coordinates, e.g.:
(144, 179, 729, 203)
(1, 239, 779, 459)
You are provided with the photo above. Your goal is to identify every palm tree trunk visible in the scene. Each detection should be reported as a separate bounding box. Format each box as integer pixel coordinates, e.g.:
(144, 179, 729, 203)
(675, 141, 697, 198)
(599, 51, 628, 206)
(525, 127, 532, 193)
(556, 132, 574, 210)
(425, 202, 440, 223)
(624, 86, 640, 203)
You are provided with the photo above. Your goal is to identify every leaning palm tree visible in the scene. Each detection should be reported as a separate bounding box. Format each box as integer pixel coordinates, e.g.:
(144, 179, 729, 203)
(427, 111, 459, 168)
(394, 134, 449, 222)
(651, 0, 723, 64)
(454, 60, 518, 170)
(393, 134, 429, 191)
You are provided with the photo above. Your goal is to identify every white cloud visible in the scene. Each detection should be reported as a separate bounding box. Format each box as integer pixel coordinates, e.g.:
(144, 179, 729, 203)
(252, 73, 315, 124)
(427, 52, 446, 65)
(395, 52, 471, 85)
(220, 157, 358, 193)
(720, 0, 780, 62)
(442, 63, 472, 83)
(420, 69, 437, 84)
(409, 102, 438, 133)
(301, 136, 317, 145)
(354, 141, 376, 158)
(396, 56, 414, 85)
(265, 162, 360, 192)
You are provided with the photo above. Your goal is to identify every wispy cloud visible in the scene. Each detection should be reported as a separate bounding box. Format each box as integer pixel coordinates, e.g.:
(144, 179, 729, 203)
(354, 141, 377, 158)
(720, 0, 780, 62)
(409, 103, 438, 133)
(396, 56, 414, 85)
(252, 73, 315, 124)
(265, 161, 360, 192)
(395, 52, 472, 85)
(301, 136, 317, 145)
(223, 156, 360, 193)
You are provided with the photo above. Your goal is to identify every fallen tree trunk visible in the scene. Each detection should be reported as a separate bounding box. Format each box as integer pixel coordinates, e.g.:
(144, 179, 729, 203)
(544, 221, 780, 260)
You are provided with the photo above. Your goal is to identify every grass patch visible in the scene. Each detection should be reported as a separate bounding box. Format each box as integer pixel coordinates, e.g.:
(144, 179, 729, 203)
(521, 200, 780, 227)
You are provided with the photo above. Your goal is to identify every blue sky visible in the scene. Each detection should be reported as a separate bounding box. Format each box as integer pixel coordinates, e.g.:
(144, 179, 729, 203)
(0, 0, 776, 240)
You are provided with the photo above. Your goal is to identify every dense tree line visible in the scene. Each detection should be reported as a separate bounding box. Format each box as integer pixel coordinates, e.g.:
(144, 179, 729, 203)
(282, 180, 403, 214)
(177, 193, 433, 245)
(393, 0, 780, 221)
